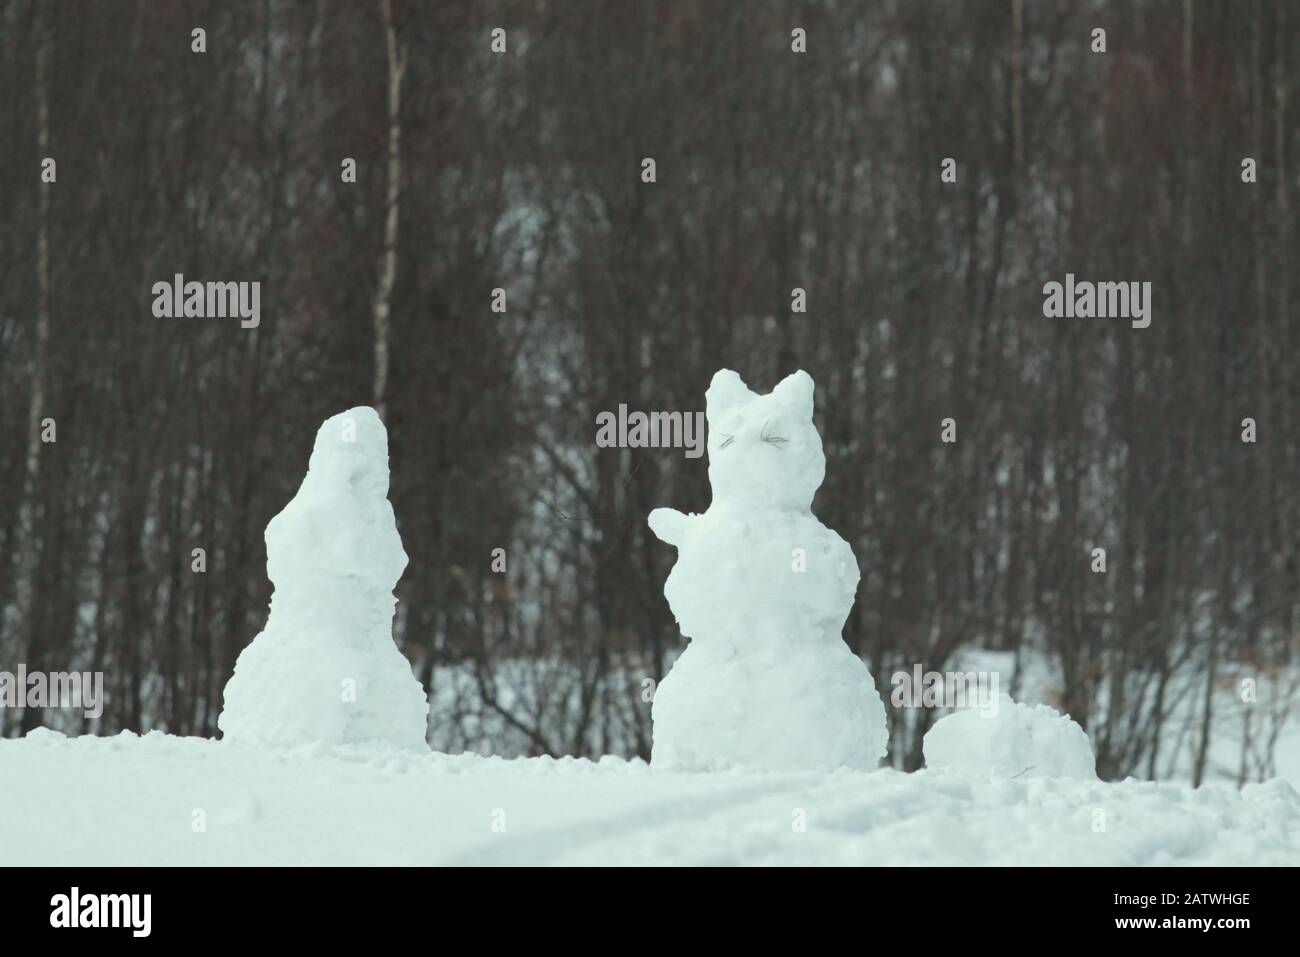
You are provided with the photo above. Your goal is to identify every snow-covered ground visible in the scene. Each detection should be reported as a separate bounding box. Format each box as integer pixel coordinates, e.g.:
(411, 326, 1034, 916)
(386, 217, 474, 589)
(3, 728, 1298, 866)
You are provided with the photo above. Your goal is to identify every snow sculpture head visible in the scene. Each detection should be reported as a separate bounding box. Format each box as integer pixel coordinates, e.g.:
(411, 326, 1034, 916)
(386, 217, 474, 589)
(265, 406, 407, 596)
(705, 369, 825, 511)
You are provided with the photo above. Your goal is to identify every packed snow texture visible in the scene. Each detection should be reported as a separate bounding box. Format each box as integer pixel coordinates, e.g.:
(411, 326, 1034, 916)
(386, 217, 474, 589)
(648, 370, 888, 772)
(923, 694, 1098, 780)
(217, 407, 428, 750)
(3, 730, 1298, 866)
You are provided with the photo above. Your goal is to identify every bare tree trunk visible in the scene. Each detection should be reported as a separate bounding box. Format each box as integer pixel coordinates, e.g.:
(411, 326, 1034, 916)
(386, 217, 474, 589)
(14, 13, 52, 733)
(373, 0, 407, 419)
(1181, 0, 1194, 240)
(1254, 1, 1266, 340)
(1276, 0, 1289, 323)
(1011, 0, 1023, 177)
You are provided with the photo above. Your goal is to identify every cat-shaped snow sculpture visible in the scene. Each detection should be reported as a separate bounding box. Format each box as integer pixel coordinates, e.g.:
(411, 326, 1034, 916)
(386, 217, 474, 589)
(648, 370, 888, 771)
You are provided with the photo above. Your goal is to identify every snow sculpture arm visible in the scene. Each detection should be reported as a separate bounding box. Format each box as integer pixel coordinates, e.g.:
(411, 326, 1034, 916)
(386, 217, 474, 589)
(648, 507, 691, 548)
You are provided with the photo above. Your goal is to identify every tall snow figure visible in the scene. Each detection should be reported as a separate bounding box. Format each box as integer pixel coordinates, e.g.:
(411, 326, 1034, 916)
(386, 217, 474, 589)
(648, 370, 888, 771)
(218, 407, 428, 750)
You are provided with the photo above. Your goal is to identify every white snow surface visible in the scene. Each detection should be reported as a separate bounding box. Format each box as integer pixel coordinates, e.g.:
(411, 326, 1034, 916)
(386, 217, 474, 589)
(217, 407, 428, 751)
(647, 370, 888, 772)
(3, 729, 1298, 865)
(924, 694, 1098, 780)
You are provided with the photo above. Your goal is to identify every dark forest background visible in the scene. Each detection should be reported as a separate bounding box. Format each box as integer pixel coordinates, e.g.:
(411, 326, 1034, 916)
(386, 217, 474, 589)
(1, 0, 1297, 784)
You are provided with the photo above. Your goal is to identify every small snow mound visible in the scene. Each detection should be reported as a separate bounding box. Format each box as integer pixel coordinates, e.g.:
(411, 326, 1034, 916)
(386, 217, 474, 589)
(923, 693, 1096, 780)
(218, 407, 428, 751)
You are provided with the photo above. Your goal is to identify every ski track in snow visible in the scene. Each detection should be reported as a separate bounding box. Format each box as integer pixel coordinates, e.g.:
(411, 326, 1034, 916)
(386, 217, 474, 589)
(446, 773, 823, 866)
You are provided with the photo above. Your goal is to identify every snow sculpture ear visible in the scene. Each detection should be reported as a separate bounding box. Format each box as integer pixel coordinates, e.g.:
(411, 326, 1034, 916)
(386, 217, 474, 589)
(773, 370, 815, 420)
(705, 369, 754, 421)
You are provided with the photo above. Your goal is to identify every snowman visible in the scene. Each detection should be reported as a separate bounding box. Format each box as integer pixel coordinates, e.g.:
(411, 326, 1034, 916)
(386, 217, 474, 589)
(219, 407, 428, 750)
(647, 370, 888, 772)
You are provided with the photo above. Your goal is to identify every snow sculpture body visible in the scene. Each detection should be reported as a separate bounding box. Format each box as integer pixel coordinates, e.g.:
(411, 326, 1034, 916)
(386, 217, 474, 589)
(648, 370, 888, 771)
(219, 407, 429, 750)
